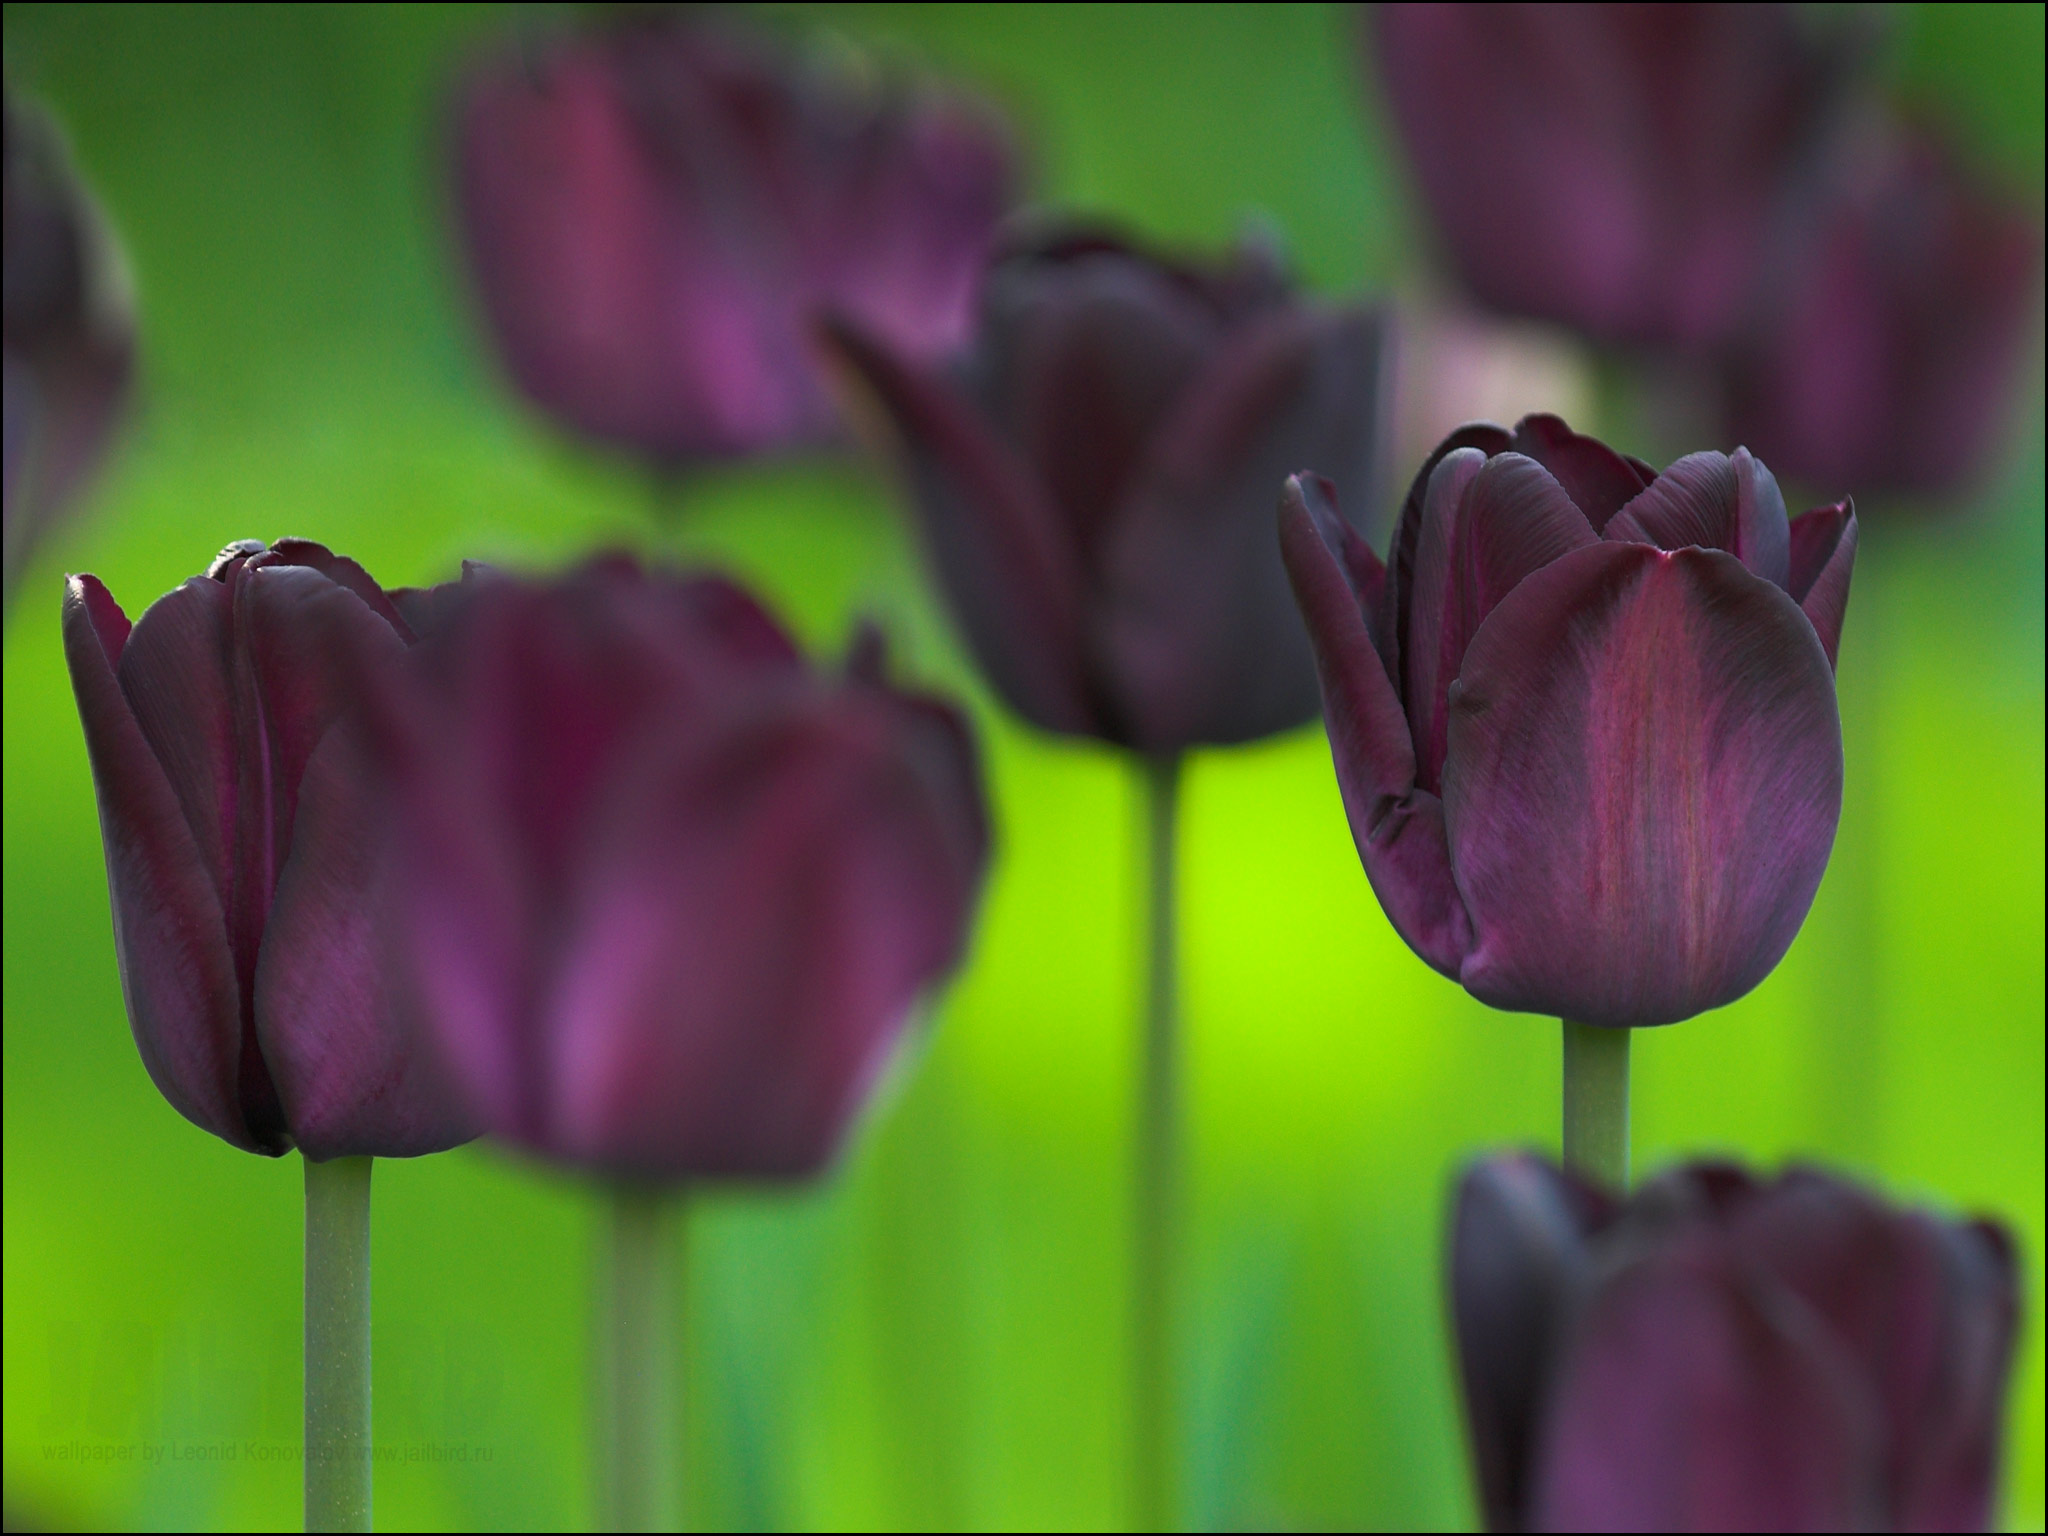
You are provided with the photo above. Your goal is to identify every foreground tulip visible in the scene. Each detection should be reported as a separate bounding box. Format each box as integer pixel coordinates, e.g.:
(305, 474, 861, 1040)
(64, 539, 476, 1534)
(453, 14, 1014, 466)
(367, 558, 987, 1529)
(1450, 1154, 2020, 1531)
(1281, 416, 1854, 1182)
(6, 90, 136, 611)
(1370, 3, 1846, 350)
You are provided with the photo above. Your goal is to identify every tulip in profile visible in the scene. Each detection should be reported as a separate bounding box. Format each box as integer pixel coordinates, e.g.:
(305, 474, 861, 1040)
(1450, 1153, 2020, 1532)
(453, 14, 1014, 465)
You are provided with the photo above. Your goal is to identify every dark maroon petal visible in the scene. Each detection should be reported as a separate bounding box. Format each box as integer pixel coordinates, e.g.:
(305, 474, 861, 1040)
(63, 576, 261, 1152)
(1531, 1235, 1886, 1532)
(257, 538, 415, 641)
(823, 317, 1097, 736)
(1279, 474, 1471, 976)
(1605, 449, 1790, 588)
(1451, 1154, 1617, 1533)
(1383, 421, 1513, 684)
(1405, 451, 1596, 792)
(1508, 413, 1653, 532)
(1097, 305, 1387, 749)
(1786, 501, 1856, 670)
(1445, 544, 1842, 1026)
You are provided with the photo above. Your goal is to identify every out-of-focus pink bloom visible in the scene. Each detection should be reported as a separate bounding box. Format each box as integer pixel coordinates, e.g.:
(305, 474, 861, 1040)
(453, 15, 1015, 464)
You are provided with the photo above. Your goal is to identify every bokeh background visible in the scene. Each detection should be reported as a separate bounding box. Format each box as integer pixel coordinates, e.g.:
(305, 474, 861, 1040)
(3, 3, 2041, 1530)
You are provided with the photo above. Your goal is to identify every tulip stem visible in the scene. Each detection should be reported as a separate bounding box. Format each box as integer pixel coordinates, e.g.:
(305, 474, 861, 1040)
(304, 1154, 372, 1534)
(602, 1184, 677, 1533)
(1134, 751, 1182, 1531)
(1562, 1021, 1630, 1189)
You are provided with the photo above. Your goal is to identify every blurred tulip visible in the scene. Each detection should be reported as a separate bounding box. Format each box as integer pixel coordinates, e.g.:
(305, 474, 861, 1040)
(1280, 415, 1855, 1026)
(453, 14, 1015, 464)
(1450, 1153, 2020, 1532)
(1370, 3, 1846, 350)
(828, 226, 1387, 753)
(1723, 123, 2042, 497)
(62, 539, 473, 1159)
(5, 90, 135, 611)
(369, 558, 988, 1181)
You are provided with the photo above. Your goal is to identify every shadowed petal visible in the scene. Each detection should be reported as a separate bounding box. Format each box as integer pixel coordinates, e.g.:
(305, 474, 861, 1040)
(1786, 501, 1857, 670)
(1445, 544, 1842, 1026)
(63, 575, 260, 1151)
(1509, 413, 1653, 531)
(1280, 474, 1471, 975)
(1383, 421, 1512, 680)
(1532, 1236, 1886, 1531)
(1605, 449, 1789, 588)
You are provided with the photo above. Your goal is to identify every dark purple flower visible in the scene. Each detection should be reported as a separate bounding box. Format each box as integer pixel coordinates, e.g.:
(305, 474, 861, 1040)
(1370, 3, 1848, 350)
(62, 540, 474, 1159)
(1279, 415, 1855, 1026)
(6, 90, 136, 610)
(368, 559, 989, 1181)
(826, 227, 1387, 753)
(452, 14, 1015, 464)
(1451, 1154, 2020, 1532)
(1723, 123, 2042, 497)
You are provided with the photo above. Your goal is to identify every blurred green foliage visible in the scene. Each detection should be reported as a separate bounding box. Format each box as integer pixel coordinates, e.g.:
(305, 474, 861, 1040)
(4, 4, 2042, 1530)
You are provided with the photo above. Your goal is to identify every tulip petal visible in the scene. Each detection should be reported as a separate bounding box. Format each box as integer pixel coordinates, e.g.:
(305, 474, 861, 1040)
(822, 317, 1097, 735)
(1509, 413, 1652, 531)
(1405, 451, 1596, 791)
(63, 575, 264, 1151)
(1383, 421, 1511, 680)
(1445, 544, 1841, 1026)
(259, 539, 416, 640)
(1532, 1235, 1885, 1531)
(1280, 474, 1471, 975)
(1100, 305, 1387, 748)
(1451, 1155, 1616, 1534)
(1604, 449, 1790, 588)
(1786, 502, 1857, 670)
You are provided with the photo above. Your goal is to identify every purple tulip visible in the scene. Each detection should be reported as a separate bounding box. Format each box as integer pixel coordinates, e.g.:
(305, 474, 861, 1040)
(452, 14, 1015, 464)
(1451, 1154, 2020, 1532)
(62, 540, 474, 1159)
(1723, 124, 2042, 497)
(1370, 3, 1847, 350)
(826, 227, 1388, 752)
(6, 90, 136, 610)
(1279, 415, 1855, 1026)
(367, 558, 989, 1181)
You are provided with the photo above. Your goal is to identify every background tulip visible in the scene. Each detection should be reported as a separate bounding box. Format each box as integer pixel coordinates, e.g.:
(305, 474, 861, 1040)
(371, 557, 989, 1180)
(829, 225, 1387, 754)
(1280, 416, 1854, 1030)
(62, 538, 473, 1160)
(5, 89, 135, 612)
(453, 14, 1015, 465)
(1450, 1153, 2020, 1532)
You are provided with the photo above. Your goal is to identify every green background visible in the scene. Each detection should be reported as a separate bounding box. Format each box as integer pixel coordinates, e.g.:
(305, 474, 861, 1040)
(4, 3, 2042, 1529)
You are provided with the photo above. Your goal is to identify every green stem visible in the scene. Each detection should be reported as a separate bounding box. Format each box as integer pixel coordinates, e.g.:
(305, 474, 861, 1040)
(1561, 1021, 1630, 1190)
(602, 1184, 677, 1533)
(1133, 752, 1181, 1531)
(305, 1154, 372, 1534)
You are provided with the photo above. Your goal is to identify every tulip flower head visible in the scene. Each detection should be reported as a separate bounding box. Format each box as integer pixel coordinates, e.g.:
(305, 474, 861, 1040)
(370, 559, 989, 1182)
(62, 540, 475, 1159)
(828, 226, 1388, 753)
(453, 14, 1015, 464)
(1450, 1154, 2019, 1532)
(5, 90, 136, 610)
(1280, 416, 1855, 1027)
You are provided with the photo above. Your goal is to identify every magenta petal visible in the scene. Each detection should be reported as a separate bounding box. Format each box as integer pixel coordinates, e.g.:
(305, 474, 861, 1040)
(1405, 451, 1596, 791)
(1531, 1236, 1885, 1532)
(63, 576, 260, 1151)
(1445, 544, 1842, 1026)
(1279, 474, 1471, 976)
(1451, 1155, 1616, 1534)
(1509, 413, 1653, 531)
(1786, 501, 1857, 671)
(823, 317, 1097, 735)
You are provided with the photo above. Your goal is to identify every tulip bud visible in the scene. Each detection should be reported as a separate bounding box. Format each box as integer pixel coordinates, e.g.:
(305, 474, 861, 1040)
(1450, 1154, 2020, 1531)
(62, 540, 475, 1158)
(451, 14, 1015, 464)
(368, 558, 989, 1181)
(1280, 416, 1854, 1026)
(5, 89, 136, 610)
(827, 225, 1388, 753)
